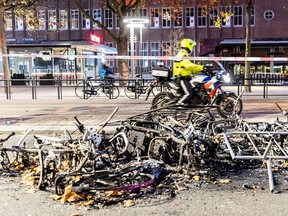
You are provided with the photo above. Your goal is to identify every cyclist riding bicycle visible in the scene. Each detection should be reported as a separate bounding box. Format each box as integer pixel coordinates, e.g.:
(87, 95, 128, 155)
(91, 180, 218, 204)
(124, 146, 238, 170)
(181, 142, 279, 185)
(100, 61, 116, 80)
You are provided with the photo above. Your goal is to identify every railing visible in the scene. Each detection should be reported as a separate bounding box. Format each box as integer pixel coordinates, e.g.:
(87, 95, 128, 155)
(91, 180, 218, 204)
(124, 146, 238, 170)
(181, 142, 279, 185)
(251, 72, 284, 86)
(0, 77, 287, 100)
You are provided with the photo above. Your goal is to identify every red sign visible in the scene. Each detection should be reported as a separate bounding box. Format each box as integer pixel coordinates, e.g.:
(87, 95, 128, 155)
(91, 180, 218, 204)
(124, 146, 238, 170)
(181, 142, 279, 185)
(90, 34, 101, 44)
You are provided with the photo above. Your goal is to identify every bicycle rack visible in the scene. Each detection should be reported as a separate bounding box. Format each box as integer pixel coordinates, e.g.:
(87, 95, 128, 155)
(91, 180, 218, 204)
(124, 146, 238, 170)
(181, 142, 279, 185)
(222, 131, 288, 193)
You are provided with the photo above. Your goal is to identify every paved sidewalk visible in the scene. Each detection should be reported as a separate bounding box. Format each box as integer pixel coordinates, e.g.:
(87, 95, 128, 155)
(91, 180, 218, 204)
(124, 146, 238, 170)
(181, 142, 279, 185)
(0, 97, 151, 133)
(1, 95, 288, 135)
(1, 91, 288, 216)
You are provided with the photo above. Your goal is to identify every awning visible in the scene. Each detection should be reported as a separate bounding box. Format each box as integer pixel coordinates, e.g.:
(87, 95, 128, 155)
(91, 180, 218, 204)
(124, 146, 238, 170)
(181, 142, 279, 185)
(7, 40, 117, 55)
(220, 39, 288, 46)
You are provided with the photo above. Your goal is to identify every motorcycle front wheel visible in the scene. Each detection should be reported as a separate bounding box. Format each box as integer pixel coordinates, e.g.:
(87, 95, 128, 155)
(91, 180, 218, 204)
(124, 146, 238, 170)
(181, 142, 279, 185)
(151, 92, 174, 109)
(217, 94, 243, 118)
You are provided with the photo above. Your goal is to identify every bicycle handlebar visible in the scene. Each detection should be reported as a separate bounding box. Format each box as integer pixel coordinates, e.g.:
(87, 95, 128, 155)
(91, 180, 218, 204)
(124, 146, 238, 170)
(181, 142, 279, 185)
(0, 132, 15, 143)
(275, 102, 288, 116)
(74, 116, 85, 133)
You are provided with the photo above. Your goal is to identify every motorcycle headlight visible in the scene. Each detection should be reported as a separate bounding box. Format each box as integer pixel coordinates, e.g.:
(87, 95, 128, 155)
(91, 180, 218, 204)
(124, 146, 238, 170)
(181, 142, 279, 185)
(222, 74, 231, 83)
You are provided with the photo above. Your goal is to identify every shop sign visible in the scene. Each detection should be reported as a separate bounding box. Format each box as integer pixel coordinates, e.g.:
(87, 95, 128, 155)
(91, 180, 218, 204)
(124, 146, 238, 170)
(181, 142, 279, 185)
(90, 33, 101, 44)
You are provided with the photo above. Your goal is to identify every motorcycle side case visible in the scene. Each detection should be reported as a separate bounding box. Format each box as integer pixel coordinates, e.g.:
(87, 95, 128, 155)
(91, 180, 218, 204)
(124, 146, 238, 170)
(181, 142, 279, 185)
(152, 66, 172, 78)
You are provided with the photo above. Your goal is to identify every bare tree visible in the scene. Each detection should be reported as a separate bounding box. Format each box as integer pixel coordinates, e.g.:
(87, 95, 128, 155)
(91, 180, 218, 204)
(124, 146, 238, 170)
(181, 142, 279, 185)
(244, 0, 252, 92)
(73, 0, 143, 82)
(0, 0, 39, 95)
(166, 29, 185, 56)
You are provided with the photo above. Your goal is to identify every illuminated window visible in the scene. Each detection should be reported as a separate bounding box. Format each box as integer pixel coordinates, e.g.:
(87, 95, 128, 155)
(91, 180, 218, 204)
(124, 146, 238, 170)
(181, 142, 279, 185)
(150, 8, 159, 28)
(140, 8, 147, 17)
(48, 10, 57, 30)
(140, 42, 148, 71)
(162, 8, 171, 28)
(186, 7, 194, 27)
(71, 9, 79, 29)
(115, 14, 119, 28)
(4, 11, 13, 31)
(209, 9, 218, 26)
(151, 42, 159, 66)
(162, 42, 172, 67)
(25, 12, 34, 31)
(82, 9, 90, 29)
(104, 9, 113, 28)
(59, 10, 68, 29)
(222, 6, 231, 27)
(197, 8, 206, 27)
(37, 10, 46, 30)
(251, 6, 255, 26)
(15, 15, 24, 30)
(233, 6, 243, 26)
(93, 9, 101, 29)
(174, 8, 183, 27)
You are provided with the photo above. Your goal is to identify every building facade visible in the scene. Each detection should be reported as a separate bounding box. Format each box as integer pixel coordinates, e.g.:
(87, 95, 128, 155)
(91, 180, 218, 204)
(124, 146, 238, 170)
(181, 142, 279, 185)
(2, 0, 288, 79)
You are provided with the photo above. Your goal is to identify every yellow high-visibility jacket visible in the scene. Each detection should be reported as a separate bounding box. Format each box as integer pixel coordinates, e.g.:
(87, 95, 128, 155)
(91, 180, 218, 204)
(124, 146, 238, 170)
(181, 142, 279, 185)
(173, 49, 204, 77)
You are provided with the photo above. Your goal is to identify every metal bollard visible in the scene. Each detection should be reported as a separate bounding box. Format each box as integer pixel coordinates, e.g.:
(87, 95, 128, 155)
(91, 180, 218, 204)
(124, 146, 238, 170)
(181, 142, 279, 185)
(57, 78, 63, 100)
(266, 158, 275, 193)
(31, 77, 37, 100)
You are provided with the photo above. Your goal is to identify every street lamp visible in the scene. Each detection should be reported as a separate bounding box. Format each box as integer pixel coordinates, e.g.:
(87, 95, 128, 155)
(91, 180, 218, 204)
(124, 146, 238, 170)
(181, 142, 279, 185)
(123, 17, 149, 78)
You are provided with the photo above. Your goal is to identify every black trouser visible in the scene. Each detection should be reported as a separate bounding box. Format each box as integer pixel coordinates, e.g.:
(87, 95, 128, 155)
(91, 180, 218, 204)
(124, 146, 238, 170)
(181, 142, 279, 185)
(178, 76, 193, 104)
(105, 74, 115, 79)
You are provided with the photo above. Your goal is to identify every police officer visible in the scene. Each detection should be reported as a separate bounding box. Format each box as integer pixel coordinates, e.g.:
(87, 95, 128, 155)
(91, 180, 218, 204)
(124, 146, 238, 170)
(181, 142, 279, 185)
(173, 38, 204, 105)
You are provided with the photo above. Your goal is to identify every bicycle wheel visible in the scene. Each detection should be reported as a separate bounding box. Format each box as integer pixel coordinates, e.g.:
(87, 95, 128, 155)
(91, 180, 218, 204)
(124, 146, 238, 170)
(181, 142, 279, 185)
(75, 83, 92, 99)
(124, 80, 143, 99)
(103, 83, 120, 99)
(217, 94, 243, 118)
(54, 175, 71, 195)
(151, 92, 173, 109)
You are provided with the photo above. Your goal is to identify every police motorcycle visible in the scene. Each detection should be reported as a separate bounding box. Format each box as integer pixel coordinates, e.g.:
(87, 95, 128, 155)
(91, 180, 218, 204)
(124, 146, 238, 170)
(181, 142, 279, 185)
(145, 62, 243, 118)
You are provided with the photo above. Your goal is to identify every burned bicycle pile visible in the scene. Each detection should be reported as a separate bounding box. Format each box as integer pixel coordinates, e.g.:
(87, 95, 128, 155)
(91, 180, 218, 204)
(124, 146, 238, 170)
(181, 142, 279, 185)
(1, 102, 288, 207)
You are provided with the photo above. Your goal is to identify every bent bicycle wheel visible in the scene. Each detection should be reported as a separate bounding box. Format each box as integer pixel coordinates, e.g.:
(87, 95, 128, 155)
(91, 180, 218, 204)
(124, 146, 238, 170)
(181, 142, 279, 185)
(103, 83, 120, 99)
(54, 175, 70, 195)
(75, 83, 92, 99)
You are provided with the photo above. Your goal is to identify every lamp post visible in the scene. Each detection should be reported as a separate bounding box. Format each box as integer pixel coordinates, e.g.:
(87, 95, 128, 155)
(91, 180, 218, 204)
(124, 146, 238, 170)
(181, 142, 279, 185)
(123, 17, 149, 78)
